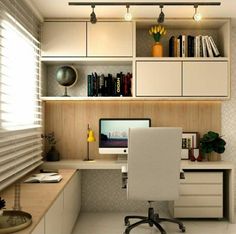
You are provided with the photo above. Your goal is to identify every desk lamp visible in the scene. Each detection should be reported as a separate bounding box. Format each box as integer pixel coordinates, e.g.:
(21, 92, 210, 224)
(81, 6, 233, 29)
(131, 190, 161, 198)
(84, 124, 96, 161)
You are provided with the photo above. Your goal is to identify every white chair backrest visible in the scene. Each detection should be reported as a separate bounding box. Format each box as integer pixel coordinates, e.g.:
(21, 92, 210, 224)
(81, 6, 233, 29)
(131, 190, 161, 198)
(127, 127, 182, 201)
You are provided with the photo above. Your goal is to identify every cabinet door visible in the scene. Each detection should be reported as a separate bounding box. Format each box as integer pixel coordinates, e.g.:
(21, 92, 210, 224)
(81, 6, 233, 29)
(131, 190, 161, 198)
(45, 192, 63, 234)
(183, 61, 228, 96)
(136, 61, 182, 96)
(41, 22, 86, 56)
(87, 22, 132, 56)
(32, 217, 44, 234)
(62, 171, 81, 234)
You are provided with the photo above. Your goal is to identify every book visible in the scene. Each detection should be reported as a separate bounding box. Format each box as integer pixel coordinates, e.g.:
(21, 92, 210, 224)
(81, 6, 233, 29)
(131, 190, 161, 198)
(177, 35, 182, 57)
(169, 36, 177, 57)
(205, 36, 214, 57)
(187, 35, 194, 57)
(208, 36, 220, 57)
(182, 35, 186, 57)
(24, 173, 62, 183)
(202, 36, 208, 57)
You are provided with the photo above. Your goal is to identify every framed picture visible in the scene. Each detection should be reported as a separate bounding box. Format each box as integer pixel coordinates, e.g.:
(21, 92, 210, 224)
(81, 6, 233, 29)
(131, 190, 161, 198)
(182, 132, 199, 149)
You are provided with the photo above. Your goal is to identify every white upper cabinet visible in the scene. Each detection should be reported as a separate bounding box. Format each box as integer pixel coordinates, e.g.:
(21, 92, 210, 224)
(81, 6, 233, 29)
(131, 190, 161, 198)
(87, 22, 133, 57)
(183, 61, 228, 97)
(41, 22, 86, 57)
(136, 61, 182, 96)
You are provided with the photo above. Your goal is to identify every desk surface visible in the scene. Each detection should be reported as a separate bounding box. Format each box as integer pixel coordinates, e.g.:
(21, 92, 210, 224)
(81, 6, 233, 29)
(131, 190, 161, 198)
(43, 159, 235, 170)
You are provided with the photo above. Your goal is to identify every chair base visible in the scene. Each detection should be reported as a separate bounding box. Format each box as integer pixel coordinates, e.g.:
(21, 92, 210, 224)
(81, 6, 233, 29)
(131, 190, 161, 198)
(124, 207, 185, 234)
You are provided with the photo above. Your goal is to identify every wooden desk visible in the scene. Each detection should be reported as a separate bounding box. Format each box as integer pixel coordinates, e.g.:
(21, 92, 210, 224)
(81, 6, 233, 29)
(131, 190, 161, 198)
(43, 159, 235, 223)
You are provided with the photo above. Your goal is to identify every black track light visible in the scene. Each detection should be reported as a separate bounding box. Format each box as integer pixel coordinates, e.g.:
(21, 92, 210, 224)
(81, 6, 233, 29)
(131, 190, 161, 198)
(158, 5, 165, 24)
(90, 5, 97, 24)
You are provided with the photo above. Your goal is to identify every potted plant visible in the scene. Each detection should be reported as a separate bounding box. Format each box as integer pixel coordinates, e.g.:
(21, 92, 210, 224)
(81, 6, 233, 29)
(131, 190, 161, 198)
(41, 132, 60, 161)
(0, 197, 6, 215)
(149, 25, 167, 57)
(200, 131, 226, 161)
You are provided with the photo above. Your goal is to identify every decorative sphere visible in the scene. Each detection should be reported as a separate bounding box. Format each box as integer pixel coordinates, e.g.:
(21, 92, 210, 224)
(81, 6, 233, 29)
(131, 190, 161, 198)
(56, 66, 77, 87)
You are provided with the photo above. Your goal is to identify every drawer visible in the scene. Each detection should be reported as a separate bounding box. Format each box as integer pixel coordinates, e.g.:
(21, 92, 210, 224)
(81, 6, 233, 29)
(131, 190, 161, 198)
(175, 195, 223, 207)
(180, 184, 222, 195)
(181, 172, 223, 184)
(174, 207, 223, 218)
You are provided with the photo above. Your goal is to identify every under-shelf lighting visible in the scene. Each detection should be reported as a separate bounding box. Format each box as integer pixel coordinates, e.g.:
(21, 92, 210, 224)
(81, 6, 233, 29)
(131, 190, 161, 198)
(193, 5, 202, 22)
(124, 5, 132, 21)
(158, 5, 165, 23)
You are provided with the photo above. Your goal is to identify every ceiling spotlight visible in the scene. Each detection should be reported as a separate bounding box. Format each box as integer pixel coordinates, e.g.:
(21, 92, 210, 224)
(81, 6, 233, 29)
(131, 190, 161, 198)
(158, 5, 165, 24)
(124, 5, 132, 21)
(193, 5, 202, 22)
(90, 5, 97, 24)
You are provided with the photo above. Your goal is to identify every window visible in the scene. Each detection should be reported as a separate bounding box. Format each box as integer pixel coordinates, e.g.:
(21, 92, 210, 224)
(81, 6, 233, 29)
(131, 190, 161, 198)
(0, 2, 42, 191)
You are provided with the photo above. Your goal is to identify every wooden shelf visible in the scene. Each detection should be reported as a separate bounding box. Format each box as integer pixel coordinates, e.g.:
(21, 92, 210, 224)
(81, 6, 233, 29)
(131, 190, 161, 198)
(41, 96, 228, 101)
(135, 57, 229, 61)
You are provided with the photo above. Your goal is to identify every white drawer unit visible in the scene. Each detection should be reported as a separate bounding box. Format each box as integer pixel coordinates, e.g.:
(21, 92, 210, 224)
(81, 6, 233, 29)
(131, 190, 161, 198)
(170, 171, 223, 218)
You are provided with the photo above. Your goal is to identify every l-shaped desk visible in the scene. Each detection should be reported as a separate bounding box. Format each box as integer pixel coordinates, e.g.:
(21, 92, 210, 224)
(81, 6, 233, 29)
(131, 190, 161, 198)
(43, 160, 235, 223)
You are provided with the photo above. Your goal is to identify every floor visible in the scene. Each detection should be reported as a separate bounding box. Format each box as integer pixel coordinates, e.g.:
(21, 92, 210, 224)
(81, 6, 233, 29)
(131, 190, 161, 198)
(72, 212, 236, 234)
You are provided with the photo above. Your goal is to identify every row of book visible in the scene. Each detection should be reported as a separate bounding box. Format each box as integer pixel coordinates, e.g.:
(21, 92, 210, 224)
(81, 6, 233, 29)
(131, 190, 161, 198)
(87, 72, 132, 97)
(169, 35, 220, 58)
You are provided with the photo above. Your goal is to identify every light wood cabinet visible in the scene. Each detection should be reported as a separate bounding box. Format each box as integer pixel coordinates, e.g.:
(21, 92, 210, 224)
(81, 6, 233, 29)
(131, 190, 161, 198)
(183, 61, 228, 96)
(136, 61, 182, 96)
(45, 192, 63, 234)
(41, 22, 86, 57)
(32, 171, 81, 234)
(87, 22, 133, 57)
(171, 171, 223, 218)
(31, 217, 44, 234)
(136, 61, 229, 97)
(62, 171, 81, 234)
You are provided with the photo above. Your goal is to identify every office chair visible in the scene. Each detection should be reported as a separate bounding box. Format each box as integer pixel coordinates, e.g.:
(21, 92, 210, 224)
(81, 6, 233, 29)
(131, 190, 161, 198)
(124, 127, 185, 234)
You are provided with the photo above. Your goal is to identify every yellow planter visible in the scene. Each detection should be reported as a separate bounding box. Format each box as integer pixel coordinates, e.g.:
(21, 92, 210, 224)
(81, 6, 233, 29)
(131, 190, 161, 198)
(152, 42, 163, 57)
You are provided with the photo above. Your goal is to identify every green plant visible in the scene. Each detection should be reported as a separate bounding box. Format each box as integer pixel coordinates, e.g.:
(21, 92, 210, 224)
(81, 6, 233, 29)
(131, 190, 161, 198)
(200, 131, 226, 154)
(149, 25, 167, 42)
(0, 197, 6, 210)
(41, 132, 57, 146)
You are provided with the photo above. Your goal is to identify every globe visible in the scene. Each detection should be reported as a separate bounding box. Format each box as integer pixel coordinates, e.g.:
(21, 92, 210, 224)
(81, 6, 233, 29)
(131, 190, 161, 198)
(55, 66, 78, 96)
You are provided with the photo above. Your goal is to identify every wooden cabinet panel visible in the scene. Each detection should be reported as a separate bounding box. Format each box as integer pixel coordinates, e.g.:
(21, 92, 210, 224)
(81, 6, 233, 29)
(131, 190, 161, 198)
(136, 61, 182, 96)
(62, 171, 81, 234)
(174, 207, 223, 218)
(172, 171, 223, 218)
(32, 217, 45, 234)
(45, 192, 63, 234)
(183, 61, 228, 96)
(87, 22, 133, 56)
(41, 22, 86, 56)
(181, 172, 223, 184)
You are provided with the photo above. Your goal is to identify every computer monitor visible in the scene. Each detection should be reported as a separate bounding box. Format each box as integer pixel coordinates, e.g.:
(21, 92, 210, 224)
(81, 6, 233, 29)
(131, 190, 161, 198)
(99, 118, 151, 154)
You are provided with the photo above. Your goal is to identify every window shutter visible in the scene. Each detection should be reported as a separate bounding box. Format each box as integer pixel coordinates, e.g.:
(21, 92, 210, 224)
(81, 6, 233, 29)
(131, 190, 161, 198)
(0, 0, 42, 191)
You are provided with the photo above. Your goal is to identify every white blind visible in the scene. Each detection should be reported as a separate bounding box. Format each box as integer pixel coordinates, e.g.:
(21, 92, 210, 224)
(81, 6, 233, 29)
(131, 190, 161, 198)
(0, 1, 42, 191)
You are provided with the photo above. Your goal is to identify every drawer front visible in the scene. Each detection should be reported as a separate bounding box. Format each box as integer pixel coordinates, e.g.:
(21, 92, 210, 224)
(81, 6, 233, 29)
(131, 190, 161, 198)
(175, 195, 222, 207)
(180, 184, 222, 195)
(181, 172, 223, 184)
(174, 207, 223, 218)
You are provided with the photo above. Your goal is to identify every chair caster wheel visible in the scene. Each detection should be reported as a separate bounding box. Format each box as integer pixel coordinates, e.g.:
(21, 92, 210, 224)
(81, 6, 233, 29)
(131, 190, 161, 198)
(125, 221, 130, 226)
(179, 225, 186, 232)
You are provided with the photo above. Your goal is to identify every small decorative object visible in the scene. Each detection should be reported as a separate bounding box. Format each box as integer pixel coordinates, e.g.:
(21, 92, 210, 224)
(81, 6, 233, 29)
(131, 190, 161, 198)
(200, 131, 226, 161)
(0, 197, 6, 216)
(55, 65, 78, 97)
(182, 132, 199, 160)
(84, 124, 96, 161)
(41, 132, 60, 161)
(149, 25, 167, 57)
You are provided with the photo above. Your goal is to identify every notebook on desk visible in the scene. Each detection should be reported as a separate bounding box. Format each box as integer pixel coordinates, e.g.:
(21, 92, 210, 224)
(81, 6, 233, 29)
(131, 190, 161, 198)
(24, 173, 62, 183)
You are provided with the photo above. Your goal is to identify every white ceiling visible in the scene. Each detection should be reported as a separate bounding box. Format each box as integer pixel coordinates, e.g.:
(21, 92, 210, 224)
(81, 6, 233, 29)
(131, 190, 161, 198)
(28, 0, 235, 20)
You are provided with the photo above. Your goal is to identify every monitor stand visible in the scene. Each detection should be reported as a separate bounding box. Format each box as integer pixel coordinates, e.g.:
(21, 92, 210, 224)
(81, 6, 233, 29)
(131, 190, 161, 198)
(116, 154, 127, 163)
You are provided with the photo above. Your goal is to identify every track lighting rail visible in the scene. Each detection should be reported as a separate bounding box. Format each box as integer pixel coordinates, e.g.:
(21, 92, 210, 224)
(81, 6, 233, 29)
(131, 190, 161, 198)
(69, 2, 221, 7)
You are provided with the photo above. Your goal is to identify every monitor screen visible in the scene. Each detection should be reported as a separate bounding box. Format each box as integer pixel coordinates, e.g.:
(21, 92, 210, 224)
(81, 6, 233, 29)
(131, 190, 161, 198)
(99, 118, 151, 154)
